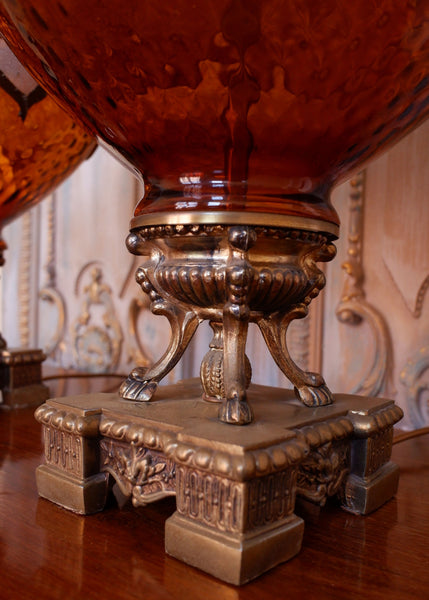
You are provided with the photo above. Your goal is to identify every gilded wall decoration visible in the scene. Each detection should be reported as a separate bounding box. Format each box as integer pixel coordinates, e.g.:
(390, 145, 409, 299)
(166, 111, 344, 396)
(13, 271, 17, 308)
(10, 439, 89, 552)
(71, 263, 123, 372)
(336, 172, 392, 397)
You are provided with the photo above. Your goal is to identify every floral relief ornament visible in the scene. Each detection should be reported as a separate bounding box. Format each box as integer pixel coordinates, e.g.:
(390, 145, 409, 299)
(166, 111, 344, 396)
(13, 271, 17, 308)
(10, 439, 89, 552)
(101, 440, 176, 506)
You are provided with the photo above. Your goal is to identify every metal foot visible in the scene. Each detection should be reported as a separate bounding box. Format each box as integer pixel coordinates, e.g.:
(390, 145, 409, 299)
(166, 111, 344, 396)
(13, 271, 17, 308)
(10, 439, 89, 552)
(119, 368, 158, 401)
(219, 392, 253, 425)
(295, 382, 333, 407)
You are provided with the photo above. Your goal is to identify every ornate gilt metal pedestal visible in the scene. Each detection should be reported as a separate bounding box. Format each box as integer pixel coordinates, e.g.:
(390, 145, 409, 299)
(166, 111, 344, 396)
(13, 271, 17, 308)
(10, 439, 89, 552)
(0, 347, 49, 408)
(120, 219, 338, 424)
(35, 379, 402, 585)
(34, 217, 403, 583)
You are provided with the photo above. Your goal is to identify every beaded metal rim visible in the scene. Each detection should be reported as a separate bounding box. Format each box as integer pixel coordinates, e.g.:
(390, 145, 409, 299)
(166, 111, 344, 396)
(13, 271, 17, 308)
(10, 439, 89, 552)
(130, 211, 339, 238)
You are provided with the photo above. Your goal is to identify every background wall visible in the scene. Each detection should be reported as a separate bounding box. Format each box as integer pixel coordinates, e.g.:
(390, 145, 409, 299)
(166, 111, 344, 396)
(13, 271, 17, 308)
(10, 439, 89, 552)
(2, 119, 429, 429)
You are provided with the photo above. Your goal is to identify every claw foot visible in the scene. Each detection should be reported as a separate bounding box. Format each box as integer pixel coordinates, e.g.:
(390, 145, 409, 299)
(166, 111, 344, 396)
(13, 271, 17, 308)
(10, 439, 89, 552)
(219, 393, 253, 425)
(294, 383, 333, 407)
(119, 368, 158, 402)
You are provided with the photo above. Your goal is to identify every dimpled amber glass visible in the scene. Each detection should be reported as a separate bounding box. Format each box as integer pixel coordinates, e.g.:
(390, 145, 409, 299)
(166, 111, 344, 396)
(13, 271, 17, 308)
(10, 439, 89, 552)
(0, 12, 96, 227)
(2, 1, 429, 227)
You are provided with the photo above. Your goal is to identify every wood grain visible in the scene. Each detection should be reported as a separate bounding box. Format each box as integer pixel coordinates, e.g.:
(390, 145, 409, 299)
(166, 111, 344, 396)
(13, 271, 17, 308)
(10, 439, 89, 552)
(1, 403, 428, 600)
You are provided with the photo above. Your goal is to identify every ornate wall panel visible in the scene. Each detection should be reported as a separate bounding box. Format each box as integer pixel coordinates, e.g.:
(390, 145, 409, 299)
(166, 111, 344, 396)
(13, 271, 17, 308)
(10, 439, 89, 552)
(335, 172, 392, 398)
(323, 120, 429, 428)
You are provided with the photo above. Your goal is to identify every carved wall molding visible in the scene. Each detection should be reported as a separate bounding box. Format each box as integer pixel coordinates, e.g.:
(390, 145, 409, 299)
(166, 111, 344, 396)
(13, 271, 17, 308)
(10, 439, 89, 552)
(39, 193, 67, 359)
(411, 276, 429, 319)
(400, 344, 429, 427)
(379, 120, 429, 318)
(336, 172, 393, 397)
(18, 210, 32, 347)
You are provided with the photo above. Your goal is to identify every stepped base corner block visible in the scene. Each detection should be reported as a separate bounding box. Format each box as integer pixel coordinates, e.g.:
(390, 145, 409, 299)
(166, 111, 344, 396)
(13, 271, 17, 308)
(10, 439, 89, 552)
(34, 379, 402, 584)
(165, 512, 304, 586)
(0, 348, 49, 409)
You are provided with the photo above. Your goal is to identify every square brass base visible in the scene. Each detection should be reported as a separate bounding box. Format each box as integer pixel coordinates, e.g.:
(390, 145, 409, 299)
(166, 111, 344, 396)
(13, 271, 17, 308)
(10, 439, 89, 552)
(0, 348, 49, 408)
(35, 379, 403, 584)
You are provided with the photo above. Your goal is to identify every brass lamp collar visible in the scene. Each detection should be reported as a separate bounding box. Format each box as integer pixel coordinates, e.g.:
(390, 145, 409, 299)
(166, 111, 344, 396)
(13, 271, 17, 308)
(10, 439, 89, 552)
(130, 211, 339, 238)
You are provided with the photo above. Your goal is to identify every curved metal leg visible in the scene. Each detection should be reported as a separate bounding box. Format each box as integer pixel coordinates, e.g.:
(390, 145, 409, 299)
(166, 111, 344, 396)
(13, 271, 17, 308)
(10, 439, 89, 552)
(219, 310, 253, 424)
(120, 268, 200, 402)
(258, 305, 333, 407)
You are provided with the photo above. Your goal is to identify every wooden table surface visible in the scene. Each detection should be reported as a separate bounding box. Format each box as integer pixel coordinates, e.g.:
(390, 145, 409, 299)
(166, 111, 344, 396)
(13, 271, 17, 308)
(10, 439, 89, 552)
(1, 384, 428, 600)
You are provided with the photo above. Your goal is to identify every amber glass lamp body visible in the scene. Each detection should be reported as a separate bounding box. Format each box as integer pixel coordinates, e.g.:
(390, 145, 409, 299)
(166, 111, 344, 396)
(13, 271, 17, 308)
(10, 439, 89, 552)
(2, 1, 429, 234)
(0, 11, 96, 403)
(0, 12, 96, 231)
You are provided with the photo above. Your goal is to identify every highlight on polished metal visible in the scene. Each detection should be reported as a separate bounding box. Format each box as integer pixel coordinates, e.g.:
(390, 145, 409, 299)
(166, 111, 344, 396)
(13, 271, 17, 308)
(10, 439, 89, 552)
(130, 211, 340, 238)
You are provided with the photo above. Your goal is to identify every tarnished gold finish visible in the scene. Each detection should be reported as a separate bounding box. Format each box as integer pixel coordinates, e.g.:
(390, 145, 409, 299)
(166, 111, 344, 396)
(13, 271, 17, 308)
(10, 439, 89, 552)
(34, 378, 403, 584)
(120, 223, 337, 423)
(130, 211, 340, 238)
(0, 347, 49, 408)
